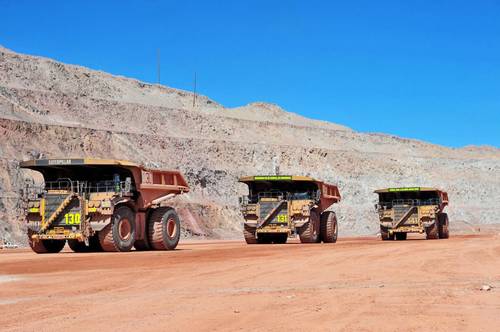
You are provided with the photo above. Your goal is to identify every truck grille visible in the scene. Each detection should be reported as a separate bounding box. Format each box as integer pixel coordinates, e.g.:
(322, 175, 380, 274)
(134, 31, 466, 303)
(44, 193, 81, 228)
(259, 201, 288, 225)
(44, 194, 67, 219)
(393, 205, 415, 225)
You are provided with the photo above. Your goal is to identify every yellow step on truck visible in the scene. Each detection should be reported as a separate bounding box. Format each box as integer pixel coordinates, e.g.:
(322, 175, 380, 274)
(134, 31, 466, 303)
(21, 159, 189, 253)
(239, 175, 341, 244)
(374, 187, 450, 240)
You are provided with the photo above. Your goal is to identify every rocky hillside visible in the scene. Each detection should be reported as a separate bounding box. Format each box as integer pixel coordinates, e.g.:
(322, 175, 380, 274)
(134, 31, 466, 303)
(1, 45, 499, 245)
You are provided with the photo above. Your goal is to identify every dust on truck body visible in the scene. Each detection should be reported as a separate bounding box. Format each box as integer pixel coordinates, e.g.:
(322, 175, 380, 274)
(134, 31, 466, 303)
(374, 187, 449, 240)
(21, 159, 189, 253)
(239, 175, 341, 244)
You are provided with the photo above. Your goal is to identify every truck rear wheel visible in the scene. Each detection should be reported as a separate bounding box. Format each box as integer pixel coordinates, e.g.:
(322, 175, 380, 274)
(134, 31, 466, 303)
(380, 226, 394, 241)
(99, 206, 136, 252)
(28, 232, 66, 254)
(148, 207, 181, 250)
(320, 211, 338, 243)
(425, 221, 439, 240)
(395, 233, 407, 241)
(298, 210, 320, 243)
(438, 213, 449, 239)
(243, 225, 258, 244)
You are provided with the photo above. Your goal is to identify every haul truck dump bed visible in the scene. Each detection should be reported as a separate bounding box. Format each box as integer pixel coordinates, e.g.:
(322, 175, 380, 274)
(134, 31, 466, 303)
(374, 187, 449, 240)
(21, 158, 189, 253)
(239, 175, 341, 244)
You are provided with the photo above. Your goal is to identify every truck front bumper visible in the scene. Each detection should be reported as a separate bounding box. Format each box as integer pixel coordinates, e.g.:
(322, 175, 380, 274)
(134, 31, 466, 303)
(256, 227, 290, 234)
(381, 220, 436, 234)
(389, 226, 425, 234)
(31, 231, 84, 241)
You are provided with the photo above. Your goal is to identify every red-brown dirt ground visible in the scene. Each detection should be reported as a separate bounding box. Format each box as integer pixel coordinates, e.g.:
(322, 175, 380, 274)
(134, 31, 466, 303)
(0, 234, 499, 331)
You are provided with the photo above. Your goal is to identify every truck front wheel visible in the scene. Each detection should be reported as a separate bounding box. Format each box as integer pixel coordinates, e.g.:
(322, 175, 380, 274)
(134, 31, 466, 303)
(99, 206, 136, 252)
(298, 210, 320, 243)
(425, 221, 439, 240)
(243, 225, 258, 244)
(380, 226, 394, 241)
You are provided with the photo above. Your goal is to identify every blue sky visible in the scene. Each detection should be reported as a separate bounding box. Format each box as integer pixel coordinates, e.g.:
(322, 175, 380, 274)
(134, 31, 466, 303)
(1, 0, 499, 147)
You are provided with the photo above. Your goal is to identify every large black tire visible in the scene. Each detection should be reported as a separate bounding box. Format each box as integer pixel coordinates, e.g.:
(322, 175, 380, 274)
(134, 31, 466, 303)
(438, 213, 449, 239)
(380, 226, 394, 241)
(243, 224, 258, 244)
(395, 233, 407, 241)
(320, 211, 338, 243)
(28, 232, 66, 254)
(425, 221, 439, 240)
(99, 206, 136, 252)
(148, 207, 181, 250)
(298, 210, 320, 243)
(68, 239, 90, 253)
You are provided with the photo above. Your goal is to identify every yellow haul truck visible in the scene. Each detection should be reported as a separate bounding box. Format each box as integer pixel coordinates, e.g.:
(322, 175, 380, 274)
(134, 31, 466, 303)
(239, 175, 341, 244)
(21, 159, 189, 253)
(374, 187, 450, 240)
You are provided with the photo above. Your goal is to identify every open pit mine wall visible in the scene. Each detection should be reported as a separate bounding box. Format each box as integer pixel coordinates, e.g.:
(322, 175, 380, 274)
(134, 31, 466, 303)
(1, 45, 499, 245)
(1, 116, 499, 245)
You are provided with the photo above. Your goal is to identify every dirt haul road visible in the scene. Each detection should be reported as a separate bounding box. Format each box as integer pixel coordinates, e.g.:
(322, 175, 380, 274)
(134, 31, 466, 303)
(0, 234, 499, 331)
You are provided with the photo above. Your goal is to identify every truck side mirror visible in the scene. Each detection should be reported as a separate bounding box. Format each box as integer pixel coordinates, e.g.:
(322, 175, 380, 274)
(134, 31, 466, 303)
(124, 177, 132, 192)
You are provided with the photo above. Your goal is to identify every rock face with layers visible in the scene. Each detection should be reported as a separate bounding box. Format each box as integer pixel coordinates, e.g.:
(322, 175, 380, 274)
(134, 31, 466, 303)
(1, 45, 499, 245)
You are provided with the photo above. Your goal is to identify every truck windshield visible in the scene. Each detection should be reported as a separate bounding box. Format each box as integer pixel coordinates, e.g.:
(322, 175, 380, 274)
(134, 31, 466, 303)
(245, 181, 319, 203)
(24, 165, 136, 194)
(378, 191, 440, 208)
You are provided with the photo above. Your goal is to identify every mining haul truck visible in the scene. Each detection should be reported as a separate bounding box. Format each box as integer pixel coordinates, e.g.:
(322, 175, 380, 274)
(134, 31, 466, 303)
(239, 175, 341, 244)
(21, 159, 189, 253)
(374, 187, 449, 240)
